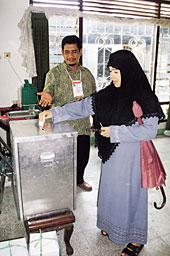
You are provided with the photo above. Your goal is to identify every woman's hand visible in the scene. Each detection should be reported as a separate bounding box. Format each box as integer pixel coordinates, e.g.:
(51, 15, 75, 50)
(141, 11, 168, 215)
(39, 110, 53, 122)
(100, 126, 110, 138)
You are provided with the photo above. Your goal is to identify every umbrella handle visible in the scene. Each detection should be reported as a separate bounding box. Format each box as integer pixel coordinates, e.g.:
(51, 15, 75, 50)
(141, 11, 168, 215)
(154, 185, 166, 210)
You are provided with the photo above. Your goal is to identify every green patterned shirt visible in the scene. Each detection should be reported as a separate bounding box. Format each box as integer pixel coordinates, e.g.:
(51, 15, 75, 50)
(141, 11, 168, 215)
(43, 62, 96, 135)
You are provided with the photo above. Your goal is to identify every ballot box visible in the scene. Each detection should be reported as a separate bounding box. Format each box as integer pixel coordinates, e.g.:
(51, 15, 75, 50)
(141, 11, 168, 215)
(10, 119, 77, 220)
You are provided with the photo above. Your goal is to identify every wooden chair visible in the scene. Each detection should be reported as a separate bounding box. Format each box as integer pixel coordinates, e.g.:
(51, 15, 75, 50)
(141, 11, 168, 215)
(24, 208, 75, 255)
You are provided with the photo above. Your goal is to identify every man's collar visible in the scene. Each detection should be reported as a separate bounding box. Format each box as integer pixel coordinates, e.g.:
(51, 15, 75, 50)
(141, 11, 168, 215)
(63, 62, 81, 72)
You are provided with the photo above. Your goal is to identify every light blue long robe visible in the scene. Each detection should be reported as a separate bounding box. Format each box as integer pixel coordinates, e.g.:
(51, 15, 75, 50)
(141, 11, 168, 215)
(51, 96, 158, 245)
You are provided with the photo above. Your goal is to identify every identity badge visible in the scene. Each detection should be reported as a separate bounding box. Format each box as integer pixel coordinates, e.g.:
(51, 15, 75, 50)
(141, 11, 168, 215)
(72, 80, 84, 98)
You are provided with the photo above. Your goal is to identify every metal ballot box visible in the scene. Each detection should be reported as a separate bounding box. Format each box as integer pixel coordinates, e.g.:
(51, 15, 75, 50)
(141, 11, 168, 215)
(10, 119, 77, 221)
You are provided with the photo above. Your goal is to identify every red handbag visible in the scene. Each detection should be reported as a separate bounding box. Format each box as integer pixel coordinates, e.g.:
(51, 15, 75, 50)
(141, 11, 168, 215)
(132, 101, 166, 209)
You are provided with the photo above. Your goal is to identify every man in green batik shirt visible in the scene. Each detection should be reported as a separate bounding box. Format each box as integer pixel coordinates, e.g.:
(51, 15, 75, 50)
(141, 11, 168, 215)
(38, 35, 96, 191)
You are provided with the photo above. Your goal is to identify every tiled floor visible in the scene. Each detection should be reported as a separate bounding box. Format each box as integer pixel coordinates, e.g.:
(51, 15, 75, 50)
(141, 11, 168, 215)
(0, 135, 170, 255)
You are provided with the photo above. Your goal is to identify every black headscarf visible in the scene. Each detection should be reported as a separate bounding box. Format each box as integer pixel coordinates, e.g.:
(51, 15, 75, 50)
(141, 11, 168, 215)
(92, 50, 165, 163)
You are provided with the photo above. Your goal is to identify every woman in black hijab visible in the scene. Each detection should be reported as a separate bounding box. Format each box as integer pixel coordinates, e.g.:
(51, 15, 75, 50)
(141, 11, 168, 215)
(40, 50, 164, 256)
(93, 50, 164, 164)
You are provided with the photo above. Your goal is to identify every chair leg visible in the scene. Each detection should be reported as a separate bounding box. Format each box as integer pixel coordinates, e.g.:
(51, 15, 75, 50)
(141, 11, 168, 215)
(64, 225, 74, 255)
(24, 220, 30, 252)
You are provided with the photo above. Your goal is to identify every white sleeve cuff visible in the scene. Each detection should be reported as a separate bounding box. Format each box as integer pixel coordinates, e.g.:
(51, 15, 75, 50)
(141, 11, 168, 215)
(110, 125, 120, 143)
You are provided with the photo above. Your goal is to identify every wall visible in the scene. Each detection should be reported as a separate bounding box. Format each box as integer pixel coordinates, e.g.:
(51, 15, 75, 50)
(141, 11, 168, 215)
(0, 0, 30, 108)
(0, 0, 30, 141)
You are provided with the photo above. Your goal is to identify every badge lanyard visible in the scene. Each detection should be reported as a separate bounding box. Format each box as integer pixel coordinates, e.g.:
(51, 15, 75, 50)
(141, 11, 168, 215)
(65, 68, 84, 98)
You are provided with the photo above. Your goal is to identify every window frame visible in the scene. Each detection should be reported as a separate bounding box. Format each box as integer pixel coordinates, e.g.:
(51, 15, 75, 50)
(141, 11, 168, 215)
(30, 0, 170, 20)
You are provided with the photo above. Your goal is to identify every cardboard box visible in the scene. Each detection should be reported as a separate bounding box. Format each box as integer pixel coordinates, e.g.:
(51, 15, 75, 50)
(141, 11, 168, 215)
(29, 231, 60, 256)
(0, 237, 28, 256)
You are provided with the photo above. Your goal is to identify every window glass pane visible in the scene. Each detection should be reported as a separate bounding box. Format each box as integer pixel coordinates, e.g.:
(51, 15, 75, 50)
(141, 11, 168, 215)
(106, 24, 113, 33)
(83, 20, 153, 91)
(156, 29, 170, 99)
(139, 24, 145, 35)
(123, 24, 130, 33)
(130, 24, 137, 35)
(155, 27, 170, 117)
(48, 16, 78, 69)
(114, 24, 121, 33)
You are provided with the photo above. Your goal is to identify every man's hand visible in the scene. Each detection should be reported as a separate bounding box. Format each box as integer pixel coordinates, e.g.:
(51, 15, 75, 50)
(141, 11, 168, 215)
(100, 126, 110, 138)
(37, 92, 53, 107)
(39, 110, 53, 122)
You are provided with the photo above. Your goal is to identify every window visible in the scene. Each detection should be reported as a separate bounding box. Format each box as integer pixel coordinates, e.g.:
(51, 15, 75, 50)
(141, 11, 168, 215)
(30, 0, 170, 118)
(83, 20, 153, 91)
(155, 27, 170, 117)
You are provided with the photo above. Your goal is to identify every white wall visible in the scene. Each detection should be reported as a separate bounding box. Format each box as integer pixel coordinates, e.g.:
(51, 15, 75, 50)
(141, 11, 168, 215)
(0, 0, 30, 141)
(0, 0, 30, 107)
